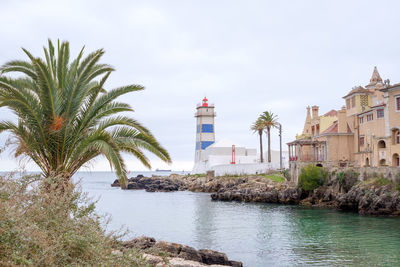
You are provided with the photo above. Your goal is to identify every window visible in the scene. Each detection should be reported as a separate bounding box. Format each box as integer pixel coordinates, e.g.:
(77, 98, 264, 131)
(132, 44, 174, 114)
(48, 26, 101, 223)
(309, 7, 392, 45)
(367, 113, 373, 121)
(359, 136, 365, 146)
(392, 130, 400, 145)
(377, 109, 384, 118)
(359, 116, 364, 124)
(396, 96, 400, 111)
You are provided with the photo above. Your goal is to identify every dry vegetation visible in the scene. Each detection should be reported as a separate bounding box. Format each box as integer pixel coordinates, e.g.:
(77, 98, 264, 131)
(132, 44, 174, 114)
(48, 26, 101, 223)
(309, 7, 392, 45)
(0, 173, 148, 266)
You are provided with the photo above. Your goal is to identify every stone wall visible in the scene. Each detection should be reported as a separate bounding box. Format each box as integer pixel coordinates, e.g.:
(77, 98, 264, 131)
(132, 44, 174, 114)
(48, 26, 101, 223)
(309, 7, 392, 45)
(210, 163, 275, 177)
(289, 162, 400, 185)
(354, 166, 400, 182)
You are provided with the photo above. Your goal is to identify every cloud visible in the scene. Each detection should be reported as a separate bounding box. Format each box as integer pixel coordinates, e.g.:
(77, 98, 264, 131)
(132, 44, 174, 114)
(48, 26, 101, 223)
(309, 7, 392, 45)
(1, 0, 400, 171)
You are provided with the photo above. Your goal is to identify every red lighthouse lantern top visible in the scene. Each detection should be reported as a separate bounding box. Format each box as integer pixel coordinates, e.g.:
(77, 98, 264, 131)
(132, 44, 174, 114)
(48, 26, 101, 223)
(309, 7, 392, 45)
(202, 97, 208, 107)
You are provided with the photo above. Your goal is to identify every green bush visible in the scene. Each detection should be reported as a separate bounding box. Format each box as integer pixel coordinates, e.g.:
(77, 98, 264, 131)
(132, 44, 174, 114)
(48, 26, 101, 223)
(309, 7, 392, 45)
(281, 169, 291, 181)
(298, 165, 327, 191)
(0, 174, 147, 266)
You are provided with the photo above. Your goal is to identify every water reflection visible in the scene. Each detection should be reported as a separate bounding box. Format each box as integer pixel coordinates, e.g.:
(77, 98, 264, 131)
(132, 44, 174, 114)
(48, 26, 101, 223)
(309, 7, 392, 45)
(193, 193, 217, 248)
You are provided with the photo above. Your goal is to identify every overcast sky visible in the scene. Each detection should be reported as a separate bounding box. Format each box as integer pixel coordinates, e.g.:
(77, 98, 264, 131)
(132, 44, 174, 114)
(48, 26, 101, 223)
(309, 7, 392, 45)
(1, 0, 400, 171)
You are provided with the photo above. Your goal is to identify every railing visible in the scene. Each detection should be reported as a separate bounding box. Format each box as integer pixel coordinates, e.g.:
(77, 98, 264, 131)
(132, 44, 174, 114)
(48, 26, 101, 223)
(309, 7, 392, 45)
(196, 103, 215, 108)
(289, 155, 325, 162)
(194, 111, 217, 117)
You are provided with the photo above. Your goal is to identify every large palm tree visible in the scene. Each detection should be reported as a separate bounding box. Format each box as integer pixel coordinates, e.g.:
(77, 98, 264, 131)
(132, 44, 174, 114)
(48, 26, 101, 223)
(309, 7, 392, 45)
(259, 111, 278, 163)
(251, 118, 265, 163)
(0, 40, 171, 189)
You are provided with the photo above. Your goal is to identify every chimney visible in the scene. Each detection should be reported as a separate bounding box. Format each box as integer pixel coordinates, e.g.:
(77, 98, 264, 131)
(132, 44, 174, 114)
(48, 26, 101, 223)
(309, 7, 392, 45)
(311, 105, 319, 119)
(338, 106, 347, 133)
(306, 106, 311, 119)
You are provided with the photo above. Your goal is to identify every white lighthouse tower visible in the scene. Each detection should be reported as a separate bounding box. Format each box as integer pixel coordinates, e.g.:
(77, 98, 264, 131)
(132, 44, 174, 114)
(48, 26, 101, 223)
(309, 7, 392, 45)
(192, 97, 216, 173)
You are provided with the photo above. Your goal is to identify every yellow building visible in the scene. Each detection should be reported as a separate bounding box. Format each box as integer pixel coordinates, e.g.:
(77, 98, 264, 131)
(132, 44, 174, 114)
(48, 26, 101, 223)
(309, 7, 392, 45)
(288, 67, 400, 183)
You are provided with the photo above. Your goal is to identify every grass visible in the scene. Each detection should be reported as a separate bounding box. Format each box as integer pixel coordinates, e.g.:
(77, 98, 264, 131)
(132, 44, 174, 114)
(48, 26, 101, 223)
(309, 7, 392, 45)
(186, 173, 206, 178)
(262, 174, 285, 183)
(362, 176, 392, 187)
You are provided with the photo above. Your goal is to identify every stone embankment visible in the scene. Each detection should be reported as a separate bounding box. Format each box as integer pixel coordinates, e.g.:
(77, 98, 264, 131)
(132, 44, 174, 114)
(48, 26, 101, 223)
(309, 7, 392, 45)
(111, 174, 400, 216)
(119, 236, 242, 267)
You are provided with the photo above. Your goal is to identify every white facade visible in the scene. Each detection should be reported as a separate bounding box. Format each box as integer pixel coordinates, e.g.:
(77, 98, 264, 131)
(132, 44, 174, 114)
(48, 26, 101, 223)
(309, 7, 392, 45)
(263, 150, 289, 169)
(192, 139, 259, 174)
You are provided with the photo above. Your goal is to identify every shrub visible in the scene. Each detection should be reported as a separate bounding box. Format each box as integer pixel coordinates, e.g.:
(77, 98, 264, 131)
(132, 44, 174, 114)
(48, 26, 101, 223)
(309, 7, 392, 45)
(0, 174, 147, 266)
(281, 169, 291, 181)
(298, 165, 327, 191)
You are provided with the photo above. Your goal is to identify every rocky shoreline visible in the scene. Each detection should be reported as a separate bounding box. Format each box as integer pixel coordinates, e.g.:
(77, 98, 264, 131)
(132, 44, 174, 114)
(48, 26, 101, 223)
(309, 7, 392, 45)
(111, 173, 400, 216)
(117, 236, 242, 267)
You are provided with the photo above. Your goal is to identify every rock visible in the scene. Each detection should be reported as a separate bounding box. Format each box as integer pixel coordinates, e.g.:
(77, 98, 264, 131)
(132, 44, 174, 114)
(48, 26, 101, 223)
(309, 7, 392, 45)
(127, 182, 142, 189)
(229, 260, 243, 267)
(123, 236, 156, 250)
(166, 257, 228, 267)
(143, 253, 165, 266)
(198, 249, 229, 265)
(123, 237, 242, 267)
(154, 241, 182, 255)
(111, 179, 120, 187)
(179, 245, 202, 262)
(336, 184, 400, 215)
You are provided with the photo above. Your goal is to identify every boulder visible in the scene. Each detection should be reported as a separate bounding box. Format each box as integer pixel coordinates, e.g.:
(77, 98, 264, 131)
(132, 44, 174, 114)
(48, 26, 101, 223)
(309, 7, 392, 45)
(123, 236, 156, 250)
(198, 249, 229, 265)
(154, 241, 182, 255)
(143, 253, 164, 266)
(111, 179, 120, 187)
(178, 245, 202, 262)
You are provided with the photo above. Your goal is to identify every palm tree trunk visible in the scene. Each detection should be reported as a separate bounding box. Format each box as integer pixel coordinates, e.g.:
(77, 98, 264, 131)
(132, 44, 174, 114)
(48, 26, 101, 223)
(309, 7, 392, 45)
(267, 127, 271, 163)
(259, 132, 263, 163)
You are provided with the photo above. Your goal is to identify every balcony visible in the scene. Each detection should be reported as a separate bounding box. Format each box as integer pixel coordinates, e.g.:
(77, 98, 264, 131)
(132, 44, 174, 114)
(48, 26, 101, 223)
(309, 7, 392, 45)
(287, 139, 326, 163)
(194, 111, 217, 117)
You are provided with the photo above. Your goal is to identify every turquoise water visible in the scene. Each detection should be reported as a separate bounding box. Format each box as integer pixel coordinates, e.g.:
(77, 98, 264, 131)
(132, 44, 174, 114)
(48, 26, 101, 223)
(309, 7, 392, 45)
(76, 172, 400, 267)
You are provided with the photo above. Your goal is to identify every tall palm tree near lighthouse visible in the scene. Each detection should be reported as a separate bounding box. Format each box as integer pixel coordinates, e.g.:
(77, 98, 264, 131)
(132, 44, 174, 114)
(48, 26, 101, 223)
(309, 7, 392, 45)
(251, 118, 265, 163)
(260, 111, 278, 163)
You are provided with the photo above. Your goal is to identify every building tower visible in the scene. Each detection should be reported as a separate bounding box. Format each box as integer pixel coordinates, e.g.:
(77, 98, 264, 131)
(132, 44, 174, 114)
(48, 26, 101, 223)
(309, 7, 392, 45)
(194, 97, 216, 164)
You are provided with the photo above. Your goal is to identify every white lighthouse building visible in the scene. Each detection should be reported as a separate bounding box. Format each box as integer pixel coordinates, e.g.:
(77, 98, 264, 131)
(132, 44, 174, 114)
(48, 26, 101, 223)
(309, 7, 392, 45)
(193, 97, 216, 173)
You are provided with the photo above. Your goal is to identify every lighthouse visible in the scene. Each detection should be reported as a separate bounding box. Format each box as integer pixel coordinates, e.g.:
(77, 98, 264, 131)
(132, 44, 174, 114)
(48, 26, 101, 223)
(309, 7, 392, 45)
(194, 97, 216, 165)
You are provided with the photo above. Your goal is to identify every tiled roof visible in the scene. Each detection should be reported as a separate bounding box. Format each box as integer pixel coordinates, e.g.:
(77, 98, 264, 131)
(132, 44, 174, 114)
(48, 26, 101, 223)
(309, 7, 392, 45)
(321, 121, 352, 135)
(342, 86, 371, 98)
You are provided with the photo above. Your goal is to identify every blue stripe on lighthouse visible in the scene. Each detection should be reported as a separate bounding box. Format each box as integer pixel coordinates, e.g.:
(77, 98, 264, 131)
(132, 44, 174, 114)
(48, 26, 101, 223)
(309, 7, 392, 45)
(201, 141, 214, 150)
(201, 124, 214, 133)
